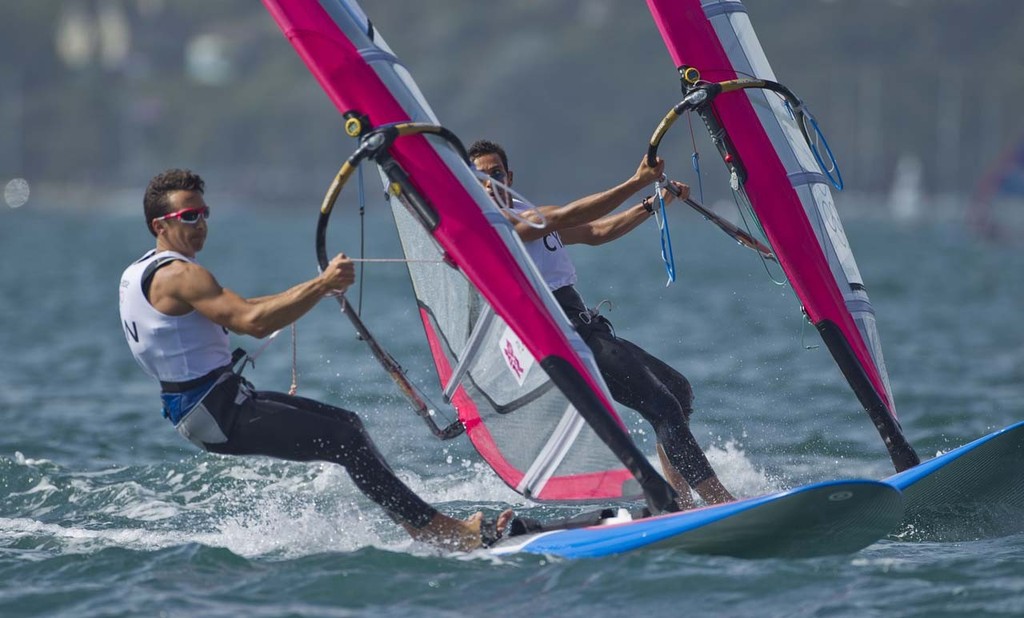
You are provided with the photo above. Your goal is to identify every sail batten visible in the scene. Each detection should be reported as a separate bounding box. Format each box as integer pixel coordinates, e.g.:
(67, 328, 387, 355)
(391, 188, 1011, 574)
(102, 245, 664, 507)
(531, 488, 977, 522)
(517, 405, 586, 497)
(442, 306, 495, 403)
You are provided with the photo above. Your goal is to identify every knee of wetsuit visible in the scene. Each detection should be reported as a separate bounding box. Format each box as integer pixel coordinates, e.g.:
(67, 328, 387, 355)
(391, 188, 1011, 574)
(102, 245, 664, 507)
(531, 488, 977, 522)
(339, 407, 364, 429)
(333, 407, 374, 450)
(677, 378, 695, 420)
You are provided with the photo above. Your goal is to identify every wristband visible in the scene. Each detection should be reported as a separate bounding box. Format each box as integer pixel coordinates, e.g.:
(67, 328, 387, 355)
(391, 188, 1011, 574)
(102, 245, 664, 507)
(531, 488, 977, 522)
(641, 196, 655, 215)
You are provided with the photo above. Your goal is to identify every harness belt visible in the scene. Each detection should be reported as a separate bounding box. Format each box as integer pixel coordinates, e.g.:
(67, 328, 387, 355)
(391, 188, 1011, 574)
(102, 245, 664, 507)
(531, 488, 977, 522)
(552, 285, 588, 322)
(553, 285, 614, 334)
(159, 348, 247, 393)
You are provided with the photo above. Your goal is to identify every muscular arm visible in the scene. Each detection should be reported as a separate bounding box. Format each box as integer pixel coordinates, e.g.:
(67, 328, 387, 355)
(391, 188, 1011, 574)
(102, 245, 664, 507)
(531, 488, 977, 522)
(559, 202, 654, 246)
(149, 255, 353, 338)
(560, 181, 688, 246)
(510, 176, 649, 242)
(508, 156, 665, 242)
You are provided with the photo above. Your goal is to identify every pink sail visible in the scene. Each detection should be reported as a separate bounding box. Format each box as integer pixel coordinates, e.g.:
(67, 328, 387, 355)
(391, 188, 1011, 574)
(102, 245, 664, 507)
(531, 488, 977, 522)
(263, 0, 679, 508)
(646, 0, 918, 471)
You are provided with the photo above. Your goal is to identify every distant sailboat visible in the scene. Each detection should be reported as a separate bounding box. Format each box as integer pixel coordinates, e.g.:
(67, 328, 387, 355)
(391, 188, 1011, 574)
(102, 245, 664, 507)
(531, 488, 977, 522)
(889, 154, 924, 223)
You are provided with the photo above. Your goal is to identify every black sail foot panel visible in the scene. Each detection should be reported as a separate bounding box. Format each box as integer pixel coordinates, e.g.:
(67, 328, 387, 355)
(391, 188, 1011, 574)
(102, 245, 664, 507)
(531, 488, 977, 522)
(539, 355, 679, 515)
(817, 320, 920, 472)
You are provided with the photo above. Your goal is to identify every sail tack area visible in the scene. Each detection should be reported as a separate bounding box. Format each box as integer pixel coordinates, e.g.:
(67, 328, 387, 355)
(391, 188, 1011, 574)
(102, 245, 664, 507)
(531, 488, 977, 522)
(263, 0, 679, 509)
(645, 0, 919, 471)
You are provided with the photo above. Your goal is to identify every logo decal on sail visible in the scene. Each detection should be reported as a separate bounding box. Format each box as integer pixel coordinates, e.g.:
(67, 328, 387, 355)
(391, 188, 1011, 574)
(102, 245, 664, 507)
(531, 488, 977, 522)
(499, 325, 534, 386)
(812, 184, 863, 285)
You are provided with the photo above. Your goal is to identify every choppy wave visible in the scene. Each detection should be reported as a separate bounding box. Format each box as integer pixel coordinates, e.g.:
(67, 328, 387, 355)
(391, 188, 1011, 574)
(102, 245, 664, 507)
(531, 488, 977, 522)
(2, 213, 1023, 617)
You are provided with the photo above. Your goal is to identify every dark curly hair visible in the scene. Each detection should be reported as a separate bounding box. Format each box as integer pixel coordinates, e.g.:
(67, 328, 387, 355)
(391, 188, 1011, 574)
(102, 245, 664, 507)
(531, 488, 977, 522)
(143, 169, 205, 236)
(467, 140, 509, 171)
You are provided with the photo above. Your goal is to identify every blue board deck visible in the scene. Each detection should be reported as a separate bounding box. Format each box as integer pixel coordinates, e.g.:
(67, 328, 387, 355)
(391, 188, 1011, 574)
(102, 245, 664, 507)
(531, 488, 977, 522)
(885, 420, 1024, 541)
(489, 479, 903, 559)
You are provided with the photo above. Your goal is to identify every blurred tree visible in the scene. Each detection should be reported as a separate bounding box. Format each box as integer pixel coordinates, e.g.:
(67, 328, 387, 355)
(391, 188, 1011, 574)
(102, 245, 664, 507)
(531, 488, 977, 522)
(1, 0, 1023, 209)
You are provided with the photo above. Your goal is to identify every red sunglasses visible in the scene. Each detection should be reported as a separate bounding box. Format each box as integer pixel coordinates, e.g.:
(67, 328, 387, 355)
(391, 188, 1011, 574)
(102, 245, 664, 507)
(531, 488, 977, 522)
(153, 206, 210, 224)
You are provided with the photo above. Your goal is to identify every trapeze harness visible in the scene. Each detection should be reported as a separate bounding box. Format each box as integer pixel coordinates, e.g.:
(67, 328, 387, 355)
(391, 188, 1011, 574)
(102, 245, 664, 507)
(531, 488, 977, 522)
(509, 201, 716, 488)
(118, 250, 437, 528)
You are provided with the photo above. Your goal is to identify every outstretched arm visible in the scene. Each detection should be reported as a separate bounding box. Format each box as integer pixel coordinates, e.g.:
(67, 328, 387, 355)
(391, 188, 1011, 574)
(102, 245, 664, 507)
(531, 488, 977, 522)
(508, 156, 666, 242)
(561, 181, 689, 246)
(152, 253, 355, 338)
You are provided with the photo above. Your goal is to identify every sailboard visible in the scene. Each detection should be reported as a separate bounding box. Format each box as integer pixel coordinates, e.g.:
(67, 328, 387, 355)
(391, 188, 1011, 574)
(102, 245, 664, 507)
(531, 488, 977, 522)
(885, 420, 1024, 542)
(643, 0, 919, 472)
(263, 0, 682, 514)
(491, 479, 903, 559)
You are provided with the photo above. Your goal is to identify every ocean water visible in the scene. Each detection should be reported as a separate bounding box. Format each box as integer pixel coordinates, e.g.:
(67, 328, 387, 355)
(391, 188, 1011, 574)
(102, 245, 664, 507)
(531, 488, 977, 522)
(1, 201, 1023, 617)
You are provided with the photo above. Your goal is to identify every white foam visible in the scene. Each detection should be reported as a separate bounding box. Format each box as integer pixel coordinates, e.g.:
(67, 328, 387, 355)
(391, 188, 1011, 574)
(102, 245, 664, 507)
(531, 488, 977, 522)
(13, 452, 53, 467)
(1, 441, 792, 560)
(705, 440, 781, 497)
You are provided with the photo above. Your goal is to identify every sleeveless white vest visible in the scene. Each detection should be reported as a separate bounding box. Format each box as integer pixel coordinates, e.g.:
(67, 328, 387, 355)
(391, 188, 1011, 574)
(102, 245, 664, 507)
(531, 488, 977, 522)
(119, 250, 231, 383)
(510, 200, 578, 290)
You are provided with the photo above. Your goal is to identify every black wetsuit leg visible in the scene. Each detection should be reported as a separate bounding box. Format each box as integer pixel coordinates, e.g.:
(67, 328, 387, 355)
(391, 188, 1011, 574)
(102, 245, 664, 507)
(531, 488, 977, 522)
(189, 376, 437, 528)
(586, 331, 715, 487)
(553, 285, 715, 488)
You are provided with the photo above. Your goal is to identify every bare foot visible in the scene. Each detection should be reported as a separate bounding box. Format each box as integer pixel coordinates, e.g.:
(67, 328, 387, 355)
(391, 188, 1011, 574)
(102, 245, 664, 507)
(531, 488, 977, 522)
(490, 508, 516, 543)
(406, 508, 516, 552)
(694, 476, 735, 505)
(471, 507, 516, 549)
(657, 443, 696, 510)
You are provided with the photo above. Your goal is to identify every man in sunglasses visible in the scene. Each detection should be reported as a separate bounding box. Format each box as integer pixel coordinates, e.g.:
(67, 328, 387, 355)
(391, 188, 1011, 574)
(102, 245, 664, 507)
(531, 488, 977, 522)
(468, 140, 734, 510)
(119, 168, 510, 551)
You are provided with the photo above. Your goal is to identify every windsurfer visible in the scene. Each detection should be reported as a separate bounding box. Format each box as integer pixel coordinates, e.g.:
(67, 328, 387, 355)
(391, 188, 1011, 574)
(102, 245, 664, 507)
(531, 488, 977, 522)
(119, 168, 512, 551)
(469, 141, 734, 509)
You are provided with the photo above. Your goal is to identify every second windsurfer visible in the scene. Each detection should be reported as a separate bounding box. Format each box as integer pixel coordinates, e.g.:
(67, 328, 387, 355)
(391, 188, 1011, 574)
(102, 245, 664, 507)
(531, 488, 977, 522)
(469, 141, 734, 509)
